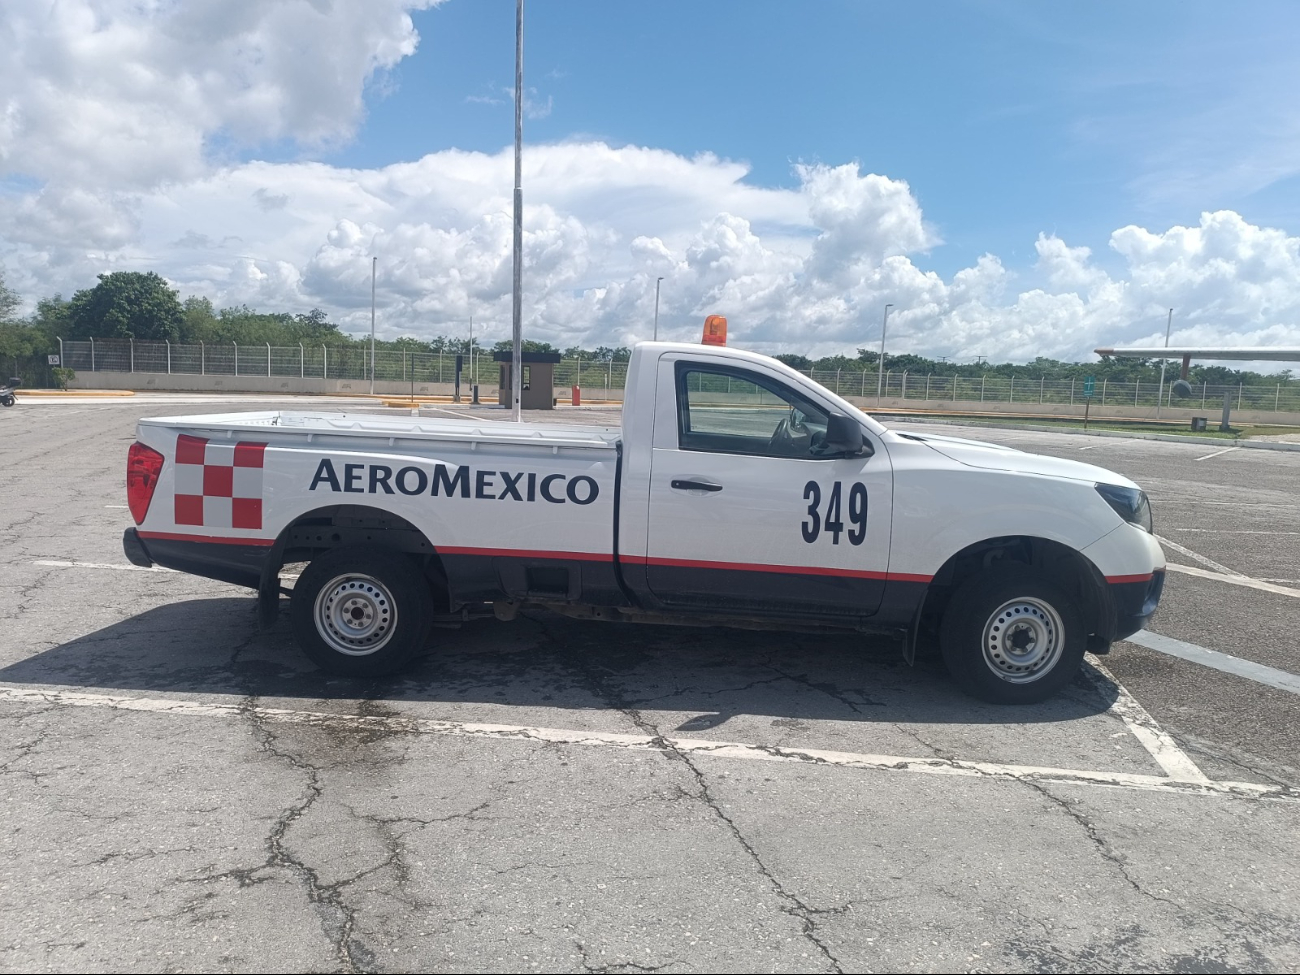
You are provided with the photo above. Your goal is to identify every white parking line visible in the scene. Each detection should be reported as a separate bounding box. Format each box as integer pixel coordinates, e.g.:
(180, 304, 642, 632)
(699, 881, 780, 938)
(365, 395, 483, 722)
(1079, 439, 1137, 450)
(1166, 563, 1300, 598)
(1152, 500, 1299, 508)
(31, 560, 171, 573)
(1196, 445, 1241, 461)
(0, 683, 1289, 801)
(1166, 528, 1300, 535)
(1156, 534, 1246, 577)
(1083, 660, 1209, 783)
(1125, 630, 1300, 697)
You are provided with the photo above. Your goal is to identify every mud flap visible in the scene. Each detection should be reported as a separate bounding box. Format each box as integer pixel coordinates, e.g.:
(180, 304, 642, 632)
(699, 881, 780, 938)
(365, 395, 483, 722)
(903, 598, 927, 667)
(256, 537, 286, 631)
(257, 583, 280, 630)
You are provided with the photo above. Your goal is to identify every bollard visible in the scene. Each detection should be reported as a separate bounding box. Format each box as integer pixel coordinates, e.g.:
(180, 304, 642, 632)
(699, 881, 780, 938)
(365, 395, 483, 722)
(472, 384, 480, 405)
(572, 385, 581, 406)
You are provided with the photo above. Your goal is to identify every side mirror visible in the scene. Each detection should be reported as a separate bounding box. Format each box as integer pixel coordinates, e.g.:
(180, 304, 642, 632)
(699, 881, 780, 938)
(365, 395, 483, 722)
(824, 411, 870, 457)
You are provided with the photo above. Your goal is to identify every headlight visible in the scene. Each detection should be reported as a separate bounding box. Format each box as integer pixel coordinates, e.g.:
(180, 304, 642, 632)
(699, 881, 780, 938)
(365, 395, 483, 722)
(1095, 483, 1153, 533)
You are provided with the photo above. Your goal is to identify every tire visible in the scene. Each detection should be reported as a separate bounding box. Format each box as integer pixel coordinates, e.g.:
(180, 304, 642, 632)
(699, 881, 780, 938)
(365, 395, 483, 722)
(0, 394, 13, 407)
(939, 563, 1086, 705)
(290, 546, 433, 677)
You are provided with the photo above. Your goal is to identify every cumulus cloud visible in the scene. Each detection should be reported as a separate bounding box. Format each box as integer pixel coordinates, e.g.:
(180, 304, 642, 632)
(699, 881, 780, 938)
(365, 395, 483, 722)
(4, 140, 1300, 363)
(0, 0, 441, 187)
(1, 3, 1298, 364)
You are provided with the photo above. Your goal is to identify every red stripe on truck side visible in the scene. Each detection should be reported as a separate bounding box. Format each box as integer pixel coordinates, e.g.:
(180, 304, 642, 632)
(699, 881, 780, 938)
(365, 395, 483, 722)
(138, 530, 275, 547)
(437, 546, 614, 562)
(626, 554, 932, 583)
(1106, 572, 1155, 585)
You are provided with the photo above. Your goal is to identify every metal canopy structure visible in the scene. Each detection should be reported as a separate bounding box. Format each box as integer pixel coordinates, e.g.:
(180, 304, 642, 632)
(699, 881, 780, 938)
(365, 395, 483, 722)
(1095, 346, 1300, 361)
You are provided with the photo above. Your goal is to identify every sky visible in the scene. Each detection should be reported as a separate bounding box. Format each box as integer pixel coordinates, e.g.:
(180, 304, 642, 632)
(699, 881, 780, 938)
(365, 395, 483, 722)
(2, 0, 1300, 365)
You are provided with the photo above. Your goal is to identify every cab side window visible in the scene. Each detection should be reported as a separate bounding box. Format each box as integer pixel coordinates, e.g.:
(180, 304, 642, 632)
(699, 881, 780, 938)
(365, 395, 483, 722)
(676, 363, 832, 459)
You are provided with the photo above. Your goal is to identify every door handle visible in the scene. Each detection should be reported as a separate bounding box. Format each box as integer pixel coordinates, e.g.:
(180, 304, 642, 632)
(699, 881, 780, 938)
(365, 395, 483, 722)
(671, 478, 723, 492)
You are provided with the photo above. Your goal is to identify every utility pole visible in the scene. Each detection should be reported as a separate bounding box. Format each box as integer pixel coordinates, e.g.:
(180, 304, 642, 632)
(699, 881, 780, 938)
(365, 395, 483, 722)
(1156, 308, 1172, 418)
(468, 314, 474, 385)
(654, 276, 664, 340)
(876, 303, 893, 402)
(370, 256, 377, 394)
(510, 0, 525, 421)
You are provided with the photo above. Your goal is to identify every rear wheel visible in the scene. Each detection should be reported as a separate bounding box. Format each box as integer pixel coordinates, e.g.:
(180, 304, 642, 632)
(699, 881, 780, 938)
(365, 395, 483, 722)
(939, 563, 1086, 704)
(0, 394, 13, 407)
(290, 546, 432, 677)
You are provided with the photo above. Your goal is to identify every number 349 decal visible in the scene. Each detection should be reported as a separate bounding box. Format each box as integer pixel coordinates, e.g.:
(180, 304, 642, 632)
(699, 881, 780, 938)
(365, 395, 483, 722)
(802, 481, 867, 545)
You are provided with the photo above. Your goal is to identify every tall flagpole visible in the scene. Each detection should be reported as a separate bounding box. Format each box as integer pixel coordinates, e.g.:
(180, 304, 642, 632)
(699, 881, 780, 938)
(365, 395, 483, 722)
(510, 0, 525, 421)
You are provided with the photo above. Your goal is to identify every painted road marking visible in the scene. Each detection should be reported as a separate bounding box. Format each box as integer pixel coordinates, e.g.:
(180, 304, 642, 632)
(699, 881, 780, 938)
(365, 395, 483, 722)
(1151, 500, 1298, 508)
(1083, 661, 1209, 783)
(1166, 528, 1300, 535)
(0, 682, 1289, 801)
(31, 560, 172, 573)
(1078, 439, 1138, 450)
(1196, 445, 1241, 461)
(1125, 630, 1300, 697)
(1157, 534, 1246, 577)
(1166, 562, 1300, 599)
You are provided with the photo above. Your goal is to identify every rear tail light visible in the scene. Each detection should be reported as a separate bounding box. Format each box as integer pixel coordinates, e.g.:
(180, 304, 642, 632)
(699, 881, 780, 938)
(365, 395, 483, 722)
(126, 442, 165, 524)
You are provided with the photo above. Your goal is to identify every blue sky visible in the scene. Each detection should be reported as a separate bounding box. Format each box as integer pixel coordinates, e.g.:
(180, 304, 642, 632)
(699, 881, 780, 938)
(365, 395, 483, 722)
(4, 0, 1300, 361)
(331, 0, 1300, 281)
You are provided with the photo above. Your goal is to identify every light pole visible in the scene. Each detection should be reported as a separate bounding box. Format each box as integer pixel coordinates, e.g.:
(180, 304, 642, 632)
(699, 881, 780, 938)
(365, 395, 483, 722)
(876, 303, 893, 402)
(370, 256, 377, 394)
(509, 0, 525, 421)
(1155, 307, 1172, 418)
(653, 276, 664, 340)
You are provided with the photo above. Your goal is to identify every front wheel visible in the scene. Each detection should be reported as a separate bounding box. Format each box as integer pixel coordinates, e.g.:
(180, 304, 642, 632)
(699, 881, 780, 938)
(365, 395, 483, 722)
(939, 564, 1086, 704)
(290, 546, 433, 677)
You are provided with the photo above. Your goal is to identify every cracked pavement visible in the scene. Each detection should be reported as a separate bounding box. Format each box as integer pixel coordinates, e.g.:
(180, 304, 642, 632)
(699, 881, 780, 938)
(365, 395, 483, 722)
(1, 397, 1299, 973)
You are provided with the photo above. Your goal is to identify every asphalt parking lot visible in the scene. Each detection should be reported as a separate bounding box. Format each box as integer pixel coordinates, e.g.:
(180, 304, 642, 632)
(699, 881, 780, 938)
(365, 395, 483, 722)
(2, 395, 1299, 973)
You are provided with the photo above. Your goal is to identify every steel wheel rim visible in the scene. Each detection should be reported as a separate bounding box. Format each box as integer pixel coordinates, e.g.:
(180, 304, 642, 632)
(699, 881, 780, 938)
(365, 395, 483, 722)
(981, 596, 1064, 684)
(313, 573, 397, 657)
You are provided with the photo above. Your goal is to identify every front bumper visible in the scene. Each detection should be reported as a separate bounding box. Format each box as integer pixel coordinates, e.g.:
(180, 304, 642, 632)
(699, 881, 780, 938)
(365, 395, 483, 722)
(1109, 569, 1165, 642)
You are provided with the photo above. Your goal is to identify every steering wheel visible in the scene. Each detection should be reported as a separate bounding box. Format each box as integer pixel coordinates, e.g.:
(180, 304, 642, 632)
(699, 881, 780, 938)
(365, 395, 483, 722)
(768, 416, 793, 453)
(768, 407, 811, 456)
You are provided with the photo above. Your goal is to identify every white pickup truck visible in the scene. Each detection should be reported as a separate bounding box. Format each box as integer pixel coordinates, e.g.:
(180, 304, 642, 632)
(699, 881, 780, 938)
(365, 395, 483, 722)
(122, 341, 1164, 703)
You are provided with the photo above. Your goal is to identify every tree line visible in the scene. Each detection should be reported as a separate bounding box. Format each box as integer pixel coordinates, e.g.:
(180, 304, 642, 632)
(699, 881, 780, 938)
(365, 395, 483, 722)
(0, 269, 1291, 385)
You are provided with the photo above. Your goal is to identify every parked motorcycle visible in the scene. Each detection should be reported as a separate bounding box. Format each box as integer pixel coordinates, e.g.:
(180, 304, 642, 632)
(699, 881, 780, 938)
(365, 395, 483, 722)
(0, 377, 20, 407)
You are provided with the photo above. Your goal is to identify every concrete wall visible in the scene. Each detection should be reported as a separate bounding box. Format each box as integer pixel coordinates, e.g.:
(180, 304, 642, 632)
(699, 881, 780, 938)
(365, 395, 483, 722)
(67, 369, 635, 405)
(840, 394, 1299, 427)
(68, 369, 1292, 424)
(69, 370, 478, 398)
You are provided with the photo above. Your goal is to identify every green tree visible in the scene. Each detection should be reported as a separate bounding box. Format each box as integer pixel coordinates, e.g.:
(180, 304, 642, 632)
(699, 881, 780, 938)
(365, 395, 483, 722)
(774, 353, 811, 370)
(492, 339, 560, 355)
(68, 272, 184, 341)
(179, 295, 218, 342)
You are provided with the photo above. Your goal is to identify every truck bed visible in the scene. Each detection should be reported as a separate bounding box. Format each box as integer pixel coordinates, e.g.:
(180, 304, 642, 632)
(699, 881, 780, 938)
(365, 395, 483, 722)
(137, 411, 622, 452)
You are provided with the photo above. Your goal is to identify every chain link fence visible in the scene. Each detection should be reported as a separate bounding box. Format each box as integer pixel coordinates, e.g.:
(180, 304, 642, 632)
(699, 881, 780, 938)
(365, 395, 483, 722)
(851, 370, 1300, 413)
(57, 339, 1300, 412)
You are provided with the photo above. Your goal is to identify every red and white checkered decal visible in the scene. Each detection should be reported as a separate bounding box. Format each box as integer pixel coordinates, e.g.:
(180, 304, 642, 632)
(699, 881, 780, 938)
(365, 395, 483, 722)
(173, 434, 268, 530)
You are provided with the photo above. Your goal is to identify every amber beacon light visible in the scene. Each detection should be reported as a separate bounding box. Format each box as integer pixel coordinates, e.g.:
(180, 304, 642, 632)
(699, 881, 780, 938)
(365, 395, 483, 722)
(701, 315, 728, 346)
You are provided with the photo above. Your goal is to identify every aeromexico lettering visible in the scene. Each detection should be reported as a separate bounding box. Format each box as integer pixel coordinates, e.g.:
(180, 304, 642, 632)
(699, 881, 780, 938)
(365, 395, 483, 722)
(308, 459, 600, 505)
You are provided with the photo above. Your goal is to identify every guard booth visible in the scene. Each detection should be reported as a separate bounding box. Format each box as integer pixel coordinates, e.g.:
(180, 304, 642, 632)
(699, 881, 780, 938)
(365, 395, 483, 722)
(494, 351, 562, 410)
